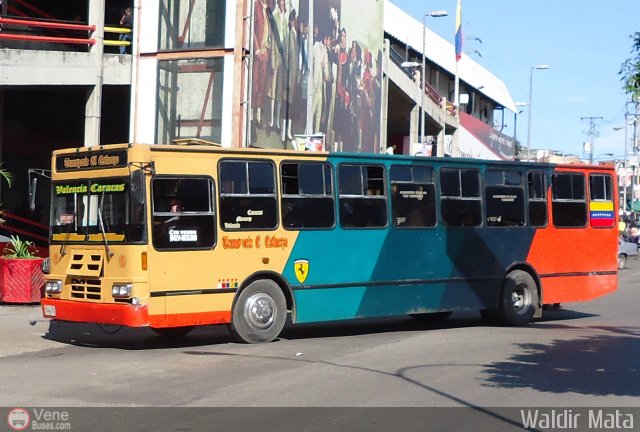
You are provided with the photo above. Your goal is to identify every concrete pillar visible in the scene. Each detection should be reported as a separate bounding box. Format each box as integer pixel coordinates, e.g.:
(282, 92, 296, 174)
(379, 39, 390, 153)
(409, 104, 419, 149)
(436, 127, 445, 157)
(85, 0, 105, 147)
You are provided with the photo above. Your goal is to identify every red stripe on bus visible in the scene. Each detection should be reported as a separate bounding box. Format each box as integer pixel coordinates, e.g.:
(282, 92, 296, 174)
(541, 273, 617, 304)
(148, 311, 231, 328)
(41, 299, 148, 327)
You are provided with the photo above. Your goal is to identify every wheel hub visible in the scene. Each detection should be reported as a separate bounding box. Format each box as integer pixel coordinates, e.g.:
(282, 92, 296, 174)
(244, 292, 276, 329)
(511, 285, 531, 315)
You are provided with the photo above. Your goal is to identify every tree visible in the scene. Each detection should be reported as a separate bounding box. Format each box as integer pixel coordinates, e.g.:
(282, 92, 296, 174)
(620, 32, 640, 99)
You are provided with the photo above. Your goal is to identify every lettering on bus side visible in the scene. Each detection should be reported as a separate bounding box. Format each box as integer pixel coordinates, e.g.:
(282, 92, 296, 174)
(222, 235, 289, 250)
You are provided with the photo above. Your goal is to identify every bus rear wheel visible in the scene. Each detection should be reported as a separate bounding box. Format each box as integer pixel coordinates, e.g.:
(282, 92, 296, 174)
(498, 270, 538, 326)
(230, 279, 287, 344)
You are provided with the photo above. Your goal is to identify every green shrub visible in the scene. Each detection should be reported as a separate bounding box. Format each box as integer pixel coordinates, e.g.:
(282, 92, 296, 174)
(3, 235, 38, 259)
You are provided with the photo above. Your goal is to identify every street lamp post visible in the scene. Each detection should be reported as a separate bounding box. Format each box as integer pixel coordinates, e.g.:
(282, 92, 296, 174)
(526, 64, 549, 161)
(513, 102, 528, 155)
(420, 10, 448, 148)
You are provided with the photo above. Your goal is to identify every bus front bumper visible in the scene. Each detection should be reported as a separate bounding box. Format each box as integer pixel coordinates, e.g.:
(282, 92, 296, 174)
(41, 298, 149, 327)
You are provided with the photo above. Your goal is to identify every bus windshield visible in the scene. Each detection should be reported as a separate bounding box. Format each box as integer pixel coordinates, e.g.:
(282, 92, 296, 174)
(51, 177, 146, 244)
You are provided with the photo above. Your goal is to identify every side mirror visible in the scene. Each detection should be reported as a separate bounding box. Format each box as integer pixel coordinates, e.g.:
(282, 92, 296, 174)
(130, 169, 145, 205)
(29, 177, 38, 211)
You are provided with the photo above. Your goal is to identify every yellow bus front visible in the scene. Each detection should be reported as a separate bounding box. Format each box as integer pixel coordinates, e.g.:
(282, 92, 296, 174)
(41, 144, 156, 328)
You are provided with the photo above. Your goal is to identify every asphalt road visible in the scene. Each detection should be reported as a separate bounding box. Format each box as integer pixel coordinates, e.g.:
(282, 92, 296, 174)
(0, 259, 638, 415)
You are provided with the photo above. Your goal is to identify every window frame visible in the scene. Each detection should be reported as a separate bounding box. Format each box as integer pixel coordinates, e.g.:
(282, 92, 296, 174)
(389, 164, 437, 229)
(439, 167, 482, 227)
(218, 159, 279, 232)
(338, 163, 389, 229)
(280, 160, 336, 230)
(526, 170, 549, 228)
(483, 168, 526, 228)
(589, 173, 615, 229)
(151, 175, 217, 251)
(551, 171, 588, 228)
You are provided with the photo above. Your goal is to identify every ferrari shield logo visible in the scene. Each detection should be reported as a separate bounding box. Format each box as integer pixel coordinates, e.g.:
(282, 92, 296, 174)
(294, 259, 309, 284)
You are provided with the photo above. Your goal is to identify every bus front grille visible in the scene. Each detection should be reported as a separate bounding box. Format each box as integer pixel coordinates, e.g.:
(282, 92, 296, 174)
(70, 278, 102, 300)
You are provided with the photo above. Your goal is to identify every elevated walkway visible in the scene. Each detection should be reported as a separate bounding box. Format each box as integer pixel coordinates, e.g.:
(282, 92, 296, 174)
(0, 49, 131, 85)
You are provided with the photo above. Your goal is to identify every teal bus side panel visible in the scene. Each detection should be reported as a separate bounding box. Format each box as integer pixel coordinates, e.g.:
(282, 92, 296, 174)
(286, 226, 536, 324)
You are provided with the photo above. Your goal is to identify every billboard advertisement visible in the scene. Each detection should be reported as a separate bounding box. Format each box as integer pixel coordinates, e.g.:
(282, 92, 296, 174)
(458, 112, 516, 160)
(250, 0, 385, 153)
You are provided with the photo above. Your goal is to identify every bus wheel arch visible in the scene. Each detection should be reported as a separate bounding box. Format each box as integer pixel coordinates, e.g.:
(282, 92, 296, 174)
(229, 273, 293, 344)
(498, 268, 540, 326)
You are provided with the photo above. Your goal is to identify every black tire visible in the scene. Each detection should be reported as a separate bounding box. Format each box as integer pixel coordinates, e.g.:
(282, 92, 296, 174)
(618, 253, 627, 270)
(479, 308, 498, 323)
(409, 311, 453, 322)
(230, 279, 287, 344)
(498, 270, 539, 326)
(151, 326, 194, 338)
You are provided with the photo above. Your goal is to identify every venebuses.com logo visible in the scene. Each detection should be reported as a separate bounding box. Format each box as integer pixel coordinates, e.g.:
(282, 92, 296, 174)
(7, 408, 72, 431)
(7, 408, 30, 431)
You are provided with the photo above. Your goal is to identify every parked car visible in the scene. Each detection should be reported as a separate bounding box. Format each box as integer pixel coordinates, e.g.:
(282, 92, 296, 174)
(618, 237, 638, 269)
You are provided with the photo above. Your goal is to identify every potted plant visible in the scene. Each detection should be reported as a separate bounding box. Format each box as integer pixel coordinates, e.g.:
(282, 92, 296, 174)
(0, 235, 45, 303)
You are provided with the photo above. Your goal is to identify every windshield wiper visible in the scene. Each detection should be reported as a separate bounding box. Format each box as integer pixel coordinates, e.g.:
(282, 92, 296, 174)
(97, 192, 114, 259)
(60, 208, 78, 256)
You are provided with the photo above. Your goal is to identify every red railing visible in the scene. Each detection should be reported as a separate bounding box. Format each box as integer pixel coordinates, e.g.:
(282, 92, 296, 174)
(0, 211, 49, 247)
(0, 16, 96, 45)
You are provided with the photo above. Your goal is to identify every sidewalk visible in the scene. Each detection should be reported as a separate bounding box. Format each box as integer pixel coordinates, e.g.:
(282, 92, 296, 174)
(0, 304, 60, 358)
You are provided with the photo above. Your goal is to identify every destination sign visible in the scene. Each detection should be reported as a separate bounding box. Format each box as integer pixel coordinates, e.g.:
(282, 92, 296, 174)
(56, 149, 128, 172)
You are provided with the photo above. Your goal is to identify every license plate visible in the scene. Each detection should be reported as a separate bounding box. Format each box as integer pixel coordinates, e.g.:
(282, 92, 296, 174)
(44, 305, 56, 317)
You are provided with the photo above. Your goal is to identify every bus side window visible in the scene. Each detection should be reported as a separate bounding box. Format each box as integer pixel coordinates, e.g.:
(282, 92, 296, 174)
(440, 168, 481, 227)
(527, 171, 547, 227)
(338, 164, 387, 228)
(151, 177, 216, 250)
(552, 172, 587, 227)
(390, 165, 436, 228)
(589, 174, 614, 228)
(484, 169, 525, 227)
(281, 162, 335, 229)
(219, 160, 278, 230)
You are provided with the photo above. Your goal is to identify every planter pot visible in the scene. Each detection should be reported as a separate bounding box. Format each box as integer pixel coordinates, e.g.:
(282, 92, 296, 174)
(0, 257, 45, 303)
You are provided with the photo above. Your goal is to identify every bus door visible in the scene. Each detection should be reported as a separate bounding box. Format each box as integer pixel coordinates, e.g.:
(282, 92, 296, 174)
(148, 176, 217, 323)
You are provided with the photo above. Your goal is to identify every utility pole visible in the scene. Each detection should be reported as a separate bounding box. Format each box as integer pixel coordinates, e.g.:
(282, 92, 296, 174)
(581, 116, 603, 164)
(632, 99, 640, 210)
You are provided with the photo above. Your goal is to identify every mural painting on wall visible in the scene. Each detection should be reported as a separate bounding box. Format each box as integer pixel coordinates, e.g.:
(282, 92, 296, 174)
(251, 0, 384, 153)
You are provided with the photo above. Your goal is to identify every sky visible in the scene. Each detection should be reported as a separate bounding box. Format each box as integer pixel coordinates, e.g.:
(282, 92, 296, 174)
(393, 0, 639, 160)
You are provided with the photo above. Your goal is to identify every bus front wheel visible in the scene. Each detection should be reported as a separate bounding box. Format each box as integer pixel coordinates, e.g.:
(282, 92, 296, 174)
(230, 279, 287, 344)
(498, 270, 538, 326)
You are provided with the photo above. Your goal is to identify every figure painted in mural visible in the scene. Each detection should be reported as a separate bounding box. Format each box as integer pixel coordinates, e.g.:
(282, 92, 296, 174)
(282, 8, 299, 143)
(252, 0, 271, 128)
(344, 40, 362, 152)
(312, 32, 332, 133)
(359, 48, 374, 153)
(332, 26, 349, 150)
(119, 6, 133, 55)
(268, 0, 288, 133)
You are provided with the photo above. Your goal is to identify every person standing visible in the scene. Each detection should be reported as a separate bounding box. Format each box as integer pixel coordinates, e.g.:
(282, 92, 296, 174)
(252, 0, 271, 128)
(119, 6, 133, 55)
(268, 0, 288, 133)
(282, 9, 299, 143)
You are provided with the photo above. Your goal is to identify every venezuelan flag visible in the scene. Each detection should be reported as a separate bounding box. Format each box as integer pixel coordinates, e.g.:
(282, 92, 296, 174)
(455, 0, 462, 61)
(590, 201, 615, 227)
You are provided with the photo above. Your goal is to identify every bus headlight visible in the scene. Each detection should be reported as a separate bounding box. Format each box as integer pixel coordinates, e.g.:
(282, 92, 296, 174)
(45, 280, 62, 294)
(112, 283, 133, 298)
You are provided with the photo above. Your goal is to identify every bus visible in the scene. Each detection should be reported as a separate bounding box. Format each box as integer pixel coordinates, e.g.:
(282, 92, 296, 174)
(41, 140, 618, 343)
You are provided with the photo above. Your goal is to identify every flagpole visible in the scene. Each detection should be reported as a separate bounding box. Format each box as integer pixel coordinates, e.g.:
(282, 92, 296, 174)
(454, 0, 462, 108)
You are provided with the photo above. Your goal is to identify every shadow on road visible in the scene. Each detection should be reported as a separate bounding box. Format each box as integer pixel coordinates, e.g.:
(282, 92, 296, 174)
(482, 325, 640, 397)
(42, 320, 232, 350)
